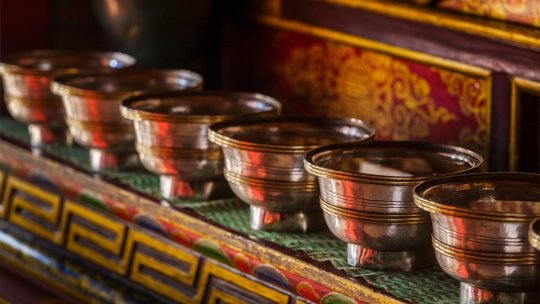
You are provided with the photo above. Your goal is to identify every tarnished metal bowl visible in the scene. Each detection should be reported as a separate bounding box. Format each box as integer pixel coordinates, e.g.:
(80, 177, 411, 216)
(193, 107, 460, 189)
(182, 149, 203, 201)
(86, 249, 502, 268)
(415, 173, 540, 304)
(121, 91, 282, 201)
(209, 116, 375, 232)
(0, 49, 135, 146)
(414, 173, 540, 254)
(304, 141, 483, 270)
(52, 69, 203, 171)
(530, 218, 540, 251)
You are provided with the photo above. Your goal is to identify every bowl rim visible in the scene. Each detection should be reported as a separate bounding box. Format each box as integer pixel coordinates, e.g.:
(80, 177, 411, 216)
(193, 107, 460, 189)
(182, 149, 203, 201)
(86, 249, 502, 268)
(51, 68, 203, 99)
(320, 197, 431, 224)
(304, 141, 483, 185)
(135, 143, 223, 160)
(414, 172, 540, 222)
(0, 49, 136, 76)
(120, 91, 281, 124)
(433, 236, 539, 265)
(65, 117, 132, 131)
(224, 168, 318, 191)
(208, 115, 375, 154)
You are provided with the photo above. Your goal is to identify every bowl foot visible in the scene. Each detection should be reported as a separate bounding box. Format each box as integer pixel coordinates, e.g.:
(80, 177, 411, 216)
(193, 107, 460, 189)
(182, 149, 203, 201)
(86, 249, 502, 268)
(347, 243, 435, 271)
(28, 124, 70, 147)
(249, 205, 325, 233)
(460, 283, 540, 304)
(89, 148, 139, 172)
(160, 175, 233, 202)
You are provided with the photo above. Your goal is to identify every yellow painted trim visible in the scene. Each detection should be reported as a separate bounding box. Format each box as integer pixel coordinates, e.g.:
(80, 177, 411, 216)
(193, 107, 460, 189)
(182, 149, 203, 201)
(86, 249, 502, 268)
(509, 77, 540, 170)
(127, 229, 292, 303)
(485, 76, 493, 162)
(61, 201, 128, 275)
(201, 261, 291, 304)
(254, 15, 490, 77)
(127, 230, 200, 303)
(325, 0, 540, 49)
(0, 171, 5, 218)
(4, 176, 64, 244)
(0, 142, 408, 304)
(206, 289, 251, 304)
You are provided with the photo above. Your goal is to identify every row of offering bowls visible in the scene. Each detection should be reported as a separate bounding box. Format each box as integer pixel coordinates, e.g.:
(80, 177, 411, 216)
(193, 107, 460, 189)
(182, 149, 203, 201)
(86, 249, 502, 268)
(1, 50, 539, 304)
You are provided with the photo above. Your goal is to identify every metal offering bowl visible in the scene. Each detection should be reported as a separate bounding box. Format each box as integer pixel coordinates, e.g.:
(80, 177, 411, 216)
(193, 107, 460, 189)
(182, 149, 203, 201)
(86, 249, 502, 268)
(209, 116, 375, 232)
(304, 141, 483, 214)
(304, 141, 482, 270)
(433, 237, 539, 304)
(415, 173, 540, 304)
(224, 168, 320, 212)
(414, 173, 540, 254)
(320, 198, 432, 250)
(121, 91, 281, 201)
(321, 198, 435, 271)
(52, 69, 203, 171)
(530, 218, 540, 251)
(0, 50, 135, 146)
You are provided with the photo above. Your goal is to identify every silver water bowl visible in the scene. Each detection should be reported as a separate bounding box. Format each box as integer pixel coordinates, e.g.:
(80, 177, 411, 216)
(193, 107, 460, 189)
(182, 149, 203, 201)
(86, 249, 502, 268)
(121, 91, 282, 201)
(305, 141, 483, 270)
(52, 69, 202, 171)
(209, 116, 375, 232)
(415, 173, 540, 253)
(415, 173, 540, 304)
(0, 49, 135, 146)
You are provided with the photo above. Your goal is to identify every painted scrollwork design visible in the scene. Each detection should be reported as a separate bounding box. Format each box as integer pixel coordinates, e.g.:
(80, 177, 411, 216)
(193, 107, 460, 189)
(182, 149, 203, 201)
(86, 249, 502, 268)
(437, 70, 488, 153)
(282, 42, 459, 141)
(439, 0, 540, 27)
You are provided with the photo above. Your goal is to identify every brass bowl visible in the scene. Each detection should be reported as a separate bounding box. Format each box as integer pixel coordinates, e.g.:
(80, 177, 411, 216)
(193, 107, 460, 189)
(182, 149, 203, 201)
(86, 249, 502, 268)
(414, 173, 540, 253)
(0, 49, 135, 146)
(121, 91, 282, 201)
(530, 218, 540, 251)
(209, 116, 375, 232)
(52, 69, 203, 171)
(304, 141, 483, 270)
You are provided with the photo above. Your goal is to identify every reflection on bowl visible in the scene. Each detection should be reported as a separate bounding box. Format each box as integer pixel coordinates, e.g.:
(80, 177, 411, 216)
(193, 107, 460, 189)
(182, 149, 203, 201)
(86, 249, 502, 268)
(415, 172, 540, 303)
(305, 141, 483, 270)
(52, 69, 203, 171)
(122, 91, 282, 201)
(209, 116, 375, 232)
(0, 49, 135, 146)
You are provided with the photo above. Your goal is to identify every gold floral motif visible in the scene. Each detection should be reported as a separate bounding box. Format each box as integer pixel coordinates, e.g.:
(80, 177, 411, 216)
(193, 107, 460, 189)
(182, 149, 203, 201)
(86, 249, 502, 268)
(439, 0, 540, 27)
(437, 70, 489, 154)
(282, 42, 458, 140)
